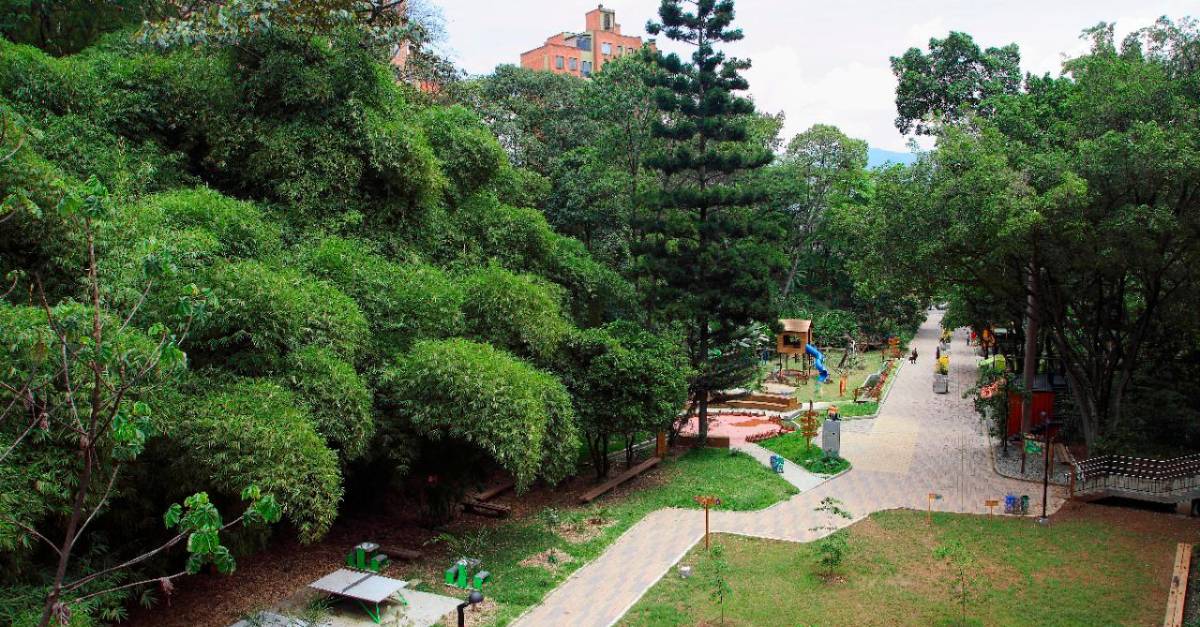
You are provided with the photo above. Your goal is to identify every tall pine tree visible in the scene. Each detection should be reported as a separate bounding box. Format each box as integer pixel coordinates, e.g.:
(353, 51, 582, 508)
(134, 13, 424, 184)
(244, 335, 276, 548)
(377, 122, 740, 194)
(641, 0, 781, 443)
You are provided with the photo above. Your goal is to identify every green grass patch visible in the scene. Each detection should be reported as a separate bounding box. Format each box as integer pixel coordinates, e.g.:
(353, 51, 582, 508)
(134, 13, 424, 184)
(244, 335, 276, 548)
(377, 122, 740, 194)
(412, 448, 797, 625)
(758, 431, 850, 475)
(620, 509, 1172, 626)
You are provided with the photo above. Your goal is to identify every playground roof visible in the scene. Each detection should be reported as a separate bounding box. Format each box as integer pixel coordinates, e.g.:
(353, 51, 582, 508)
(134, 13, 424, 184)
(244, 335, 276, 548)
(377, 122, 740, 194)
(779, 319, 812, 333)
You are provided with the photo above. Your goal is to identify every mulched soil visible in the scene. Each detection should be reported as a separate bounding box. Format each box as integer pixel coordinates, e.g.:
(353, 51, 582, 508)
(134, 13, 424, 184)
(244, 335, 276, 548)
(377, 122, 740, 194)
(122, 454, 673, 627)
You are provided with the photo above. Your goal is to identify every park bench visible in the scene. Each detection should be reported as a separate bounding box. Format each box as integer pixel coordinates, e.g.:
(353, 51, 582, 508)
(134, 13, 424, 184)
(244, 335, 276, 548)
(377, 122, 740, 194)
(462, 498, 511, 518)
(853, 372, 882, 403)
(579, 456, 661, 504)
(469, 478, 515, 503)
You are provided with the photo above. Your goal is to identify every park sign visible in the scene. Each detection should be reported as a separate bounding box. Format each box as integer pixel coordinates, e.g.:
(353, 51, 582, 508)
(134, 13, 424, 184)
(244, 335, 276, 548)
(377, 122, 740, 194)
(1024, 437, 1043, 455)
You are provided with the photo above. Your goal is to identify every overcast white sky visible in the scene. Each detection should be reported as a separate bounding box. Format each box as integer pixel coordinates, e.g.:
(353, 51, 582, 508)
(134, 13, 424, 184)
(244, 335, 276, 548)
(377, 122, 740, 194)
(436, 1, 1194, 152)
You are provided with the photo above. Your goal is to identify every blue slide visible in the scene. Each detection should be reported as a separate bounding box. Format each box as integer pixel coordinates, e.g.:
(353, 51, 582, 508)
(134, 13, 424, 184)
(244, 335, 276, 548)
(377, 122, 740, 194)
(805, 343, 830, 383)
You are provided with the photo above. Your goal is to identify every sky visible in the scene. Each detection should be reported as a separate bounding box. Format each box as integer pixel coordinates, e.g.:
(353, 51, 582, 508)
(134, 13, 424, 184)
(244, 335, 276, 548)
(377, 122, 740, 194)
(433, 0, 1194, 152)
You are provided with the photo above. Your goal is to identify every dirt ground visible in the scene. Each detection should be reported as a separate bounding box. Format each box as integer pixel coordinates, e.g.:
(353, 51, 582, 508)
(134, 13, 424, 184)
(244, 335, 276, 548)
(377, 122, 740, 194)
(122, 456, 668, 627)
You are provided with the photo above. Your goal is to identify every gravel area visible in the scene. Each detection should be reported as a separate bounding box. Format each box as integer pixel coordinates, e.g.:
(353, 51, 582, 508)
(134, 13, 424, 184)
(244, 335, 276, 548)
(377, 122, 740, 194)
(992, 441, 1072, 485)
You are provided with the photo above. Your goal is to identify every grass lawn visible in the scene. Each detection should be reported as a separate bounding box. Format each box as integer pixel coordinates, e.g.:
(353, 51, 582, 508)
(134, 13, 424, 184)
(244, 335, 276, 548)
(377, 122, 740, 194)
(620, 508, 1178, 626)
(416, 448, 797, 625)
(758, 430, 850, 475)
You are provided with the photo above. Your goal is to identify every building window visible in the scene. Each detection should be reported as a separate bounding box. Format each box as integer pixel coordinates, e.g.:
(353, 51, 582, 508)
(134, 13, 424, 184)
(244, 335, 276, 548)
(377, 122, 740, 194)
(555, 55, 564, 69)
(603, 13, 613, 30)
(617, 45, 623, 55)
(569, 57, 578, 71)
(581, 60, 592, 77)
(601, 42, 612, 55)
(576, 35, 591, 51)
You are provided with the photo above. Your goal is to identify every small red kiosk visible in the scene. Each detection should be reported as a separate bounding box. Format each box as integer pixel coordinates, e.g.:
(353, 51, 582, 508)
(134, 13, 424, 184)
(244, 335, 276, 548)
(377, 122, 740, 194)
(1005, 375, 1055, 437)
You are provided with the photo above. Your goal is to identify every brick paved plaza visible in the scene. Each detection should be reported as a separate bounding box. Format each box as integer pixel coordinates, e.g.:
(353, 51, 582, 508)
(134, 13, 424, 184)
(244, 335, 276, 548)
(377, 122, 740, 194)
(514, 311, 1066, 626)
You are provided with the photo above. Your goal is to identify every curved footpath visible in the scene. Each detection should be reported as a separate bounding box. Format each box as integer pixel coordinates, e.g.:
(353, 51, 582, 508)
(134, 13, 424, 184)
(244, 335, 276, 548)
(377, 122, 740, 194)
(513, 311, 1065, 627)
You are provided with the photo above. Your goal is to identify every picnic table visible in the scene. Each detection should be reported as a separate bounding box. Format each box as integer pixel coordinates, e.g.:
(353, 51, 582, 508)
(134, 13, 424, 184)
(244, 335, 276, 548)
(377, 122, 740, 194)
(309, 568, 407, 624)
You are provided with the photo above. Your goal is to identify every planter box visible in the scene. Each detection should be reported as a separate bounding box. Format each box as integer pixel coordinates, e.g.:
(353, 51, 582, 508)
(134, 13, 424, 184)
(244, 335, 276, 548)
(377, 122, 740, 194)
(932, 373, 949, 394)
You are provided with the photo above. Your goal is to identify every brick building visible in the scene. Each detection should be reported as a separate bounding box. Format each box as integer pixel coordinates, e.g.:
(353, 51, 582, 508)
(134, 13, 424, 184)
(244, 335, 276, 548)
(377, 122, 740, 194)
(520, 5, 652, 78)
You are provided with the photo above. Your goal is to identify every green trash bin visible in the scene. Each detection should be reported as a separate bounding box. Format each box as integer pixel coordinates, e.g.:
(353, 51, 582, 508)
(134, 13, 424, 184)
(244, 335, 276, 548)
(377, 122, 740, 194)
(444, 565, 457, 585)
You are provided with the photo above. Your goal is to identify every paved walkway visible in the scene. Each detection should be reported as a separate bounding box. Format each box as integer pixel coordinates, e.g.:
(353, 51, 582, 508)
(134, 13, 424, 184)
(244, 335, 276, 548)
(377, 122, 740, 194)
(513, 311, 1066, 627)
(733, 442, 828, 492)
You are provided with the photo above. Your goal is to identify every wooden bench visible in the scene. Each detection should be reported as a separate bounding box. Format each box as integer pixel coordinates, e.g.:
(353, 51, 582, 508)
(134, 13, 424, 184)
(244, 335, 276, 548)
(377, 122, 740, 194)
(853, 372, 882, 403)
(470, 479, 515, 503)
(579, 457, 661, 504)
(1164, 542, 1192, 627)
(378, 545, 422, 562)
(462, 498, 512, 518)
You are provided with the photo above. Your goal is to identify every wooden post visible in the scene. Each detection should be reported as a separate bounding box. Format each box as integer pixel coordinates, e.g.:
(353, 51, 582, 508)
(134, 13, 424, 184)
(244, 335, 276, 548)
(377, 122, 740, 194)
(927, 493, 941, 523)
(656, 431, 667, 458)
(985, 499, 999, 515)
(694, 495, 721, 550)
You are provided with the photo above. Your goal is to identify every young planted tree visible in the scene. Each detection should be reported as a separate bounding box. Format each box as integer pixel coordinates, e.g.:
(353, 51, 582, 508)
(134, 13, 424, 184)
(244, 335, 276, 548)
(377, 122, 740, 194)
(706, 543, 732, 626)
(809, 497, 853, 580)
(0, 177, 280, 626)
(642, 0, 781, 444)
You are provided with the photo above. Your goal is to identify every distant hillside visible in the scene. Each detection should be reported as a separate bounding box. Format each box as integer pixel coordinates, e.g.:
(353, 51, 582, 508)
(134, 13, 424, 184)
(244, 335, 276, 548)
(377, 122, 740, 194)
(867, 147, 917, 168)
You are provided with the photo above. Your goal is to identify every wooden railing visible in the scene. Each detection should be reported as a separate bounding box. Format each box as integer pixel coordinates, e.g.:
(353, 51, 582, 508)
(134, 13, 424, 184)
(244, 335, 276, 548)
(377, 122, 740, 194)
(1072, 453, 1200, 500)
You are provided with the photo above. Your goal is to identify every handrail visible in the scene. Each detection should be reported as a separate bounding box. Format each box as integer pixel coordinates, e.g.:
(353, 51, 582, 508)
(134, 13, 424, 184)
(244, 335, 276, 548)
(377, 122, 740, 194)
(1072, 453, 1200, 498)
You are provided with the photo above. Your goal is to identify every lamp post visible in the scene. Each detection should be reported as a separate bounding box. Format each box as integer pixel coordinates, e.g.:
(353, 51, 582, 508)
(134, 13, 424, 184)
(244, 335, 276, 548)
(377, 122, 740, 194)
(457, 589, 483, 627)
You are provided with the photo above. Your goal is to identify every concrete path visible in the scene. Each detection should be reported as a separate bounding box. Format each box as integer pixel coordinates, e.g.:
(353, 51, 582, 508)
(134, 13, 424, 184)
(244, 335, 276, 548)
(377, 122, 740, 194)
(732, 442, 828, 492)
(513, 311, 1065, 627)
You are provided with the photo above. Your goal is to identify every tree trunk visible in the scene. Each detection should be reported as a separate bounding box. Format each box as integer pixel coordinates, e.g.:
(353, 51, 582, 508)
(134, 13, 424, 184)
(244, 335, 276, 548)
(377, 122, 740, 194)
(1020, 259, 1038, 472)
(697, 314, 710, 445)
(780, 249, 802, 299)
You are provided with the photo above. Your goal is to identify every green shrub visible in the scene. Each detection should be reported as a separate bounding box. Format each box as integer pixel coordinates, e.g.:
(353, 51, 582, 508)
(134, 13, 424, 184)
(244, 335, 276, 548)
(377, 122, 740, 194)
(378, 339, 579, 489)
(418, 105, 505, 201)
(168, 379, 342, 542)
(301, 236, 463, 355)
(195, 260, 368, 373)
(284, 346, 374, 462)
(459, 266, 571, 364)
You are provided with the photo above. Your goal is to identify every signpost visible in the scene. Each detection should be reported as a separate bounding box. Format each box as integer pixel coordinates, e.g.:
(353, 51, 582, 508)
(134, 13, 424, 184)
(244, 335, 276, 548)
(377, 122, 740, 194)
(985, 499, 999, 515)
(927, 492, 942, 523)
(694, 495, 721, 550)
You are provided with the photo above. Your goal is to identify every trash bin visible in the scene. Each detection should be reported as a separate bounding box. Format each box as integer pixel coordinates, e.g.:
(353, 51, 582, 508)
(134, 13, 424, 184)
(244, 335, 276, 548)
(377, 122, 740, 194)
(1020, 495, 1030, 515)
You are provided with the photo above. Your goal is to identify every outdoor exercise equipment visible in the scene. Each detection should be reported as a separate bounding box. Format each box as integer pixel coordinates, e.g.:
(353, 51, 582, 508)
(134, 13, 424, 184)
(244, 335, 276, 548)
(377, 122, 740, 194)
(346, 542, 390, 573)
(445, 558, 489, 591)
(805, 343, 830, 383)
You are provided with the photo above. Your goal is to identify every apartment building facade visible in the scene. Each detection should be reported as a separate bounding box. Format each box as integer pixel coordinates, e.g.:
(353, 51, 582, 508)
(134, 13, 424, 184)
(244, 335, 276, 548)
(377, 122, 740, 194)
(519, 5, 651, 78)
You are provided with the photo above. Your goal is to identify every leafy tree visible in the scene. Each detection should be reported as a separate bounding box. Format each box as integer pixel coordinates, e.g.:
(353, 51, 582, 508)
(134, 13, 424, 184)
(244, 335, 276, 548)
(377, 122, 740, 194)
(851, 19, 1200, 451)
(138, 0, 417, 51)
(641, 0, 782, 443)
(448, 64, 596, 176)
(0, 179, 279, 626)
(890, 31, 1021, 135)
(377, 339, 579, 490)
(559, 323, 689, 478)
(773, 124, 867, 299)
